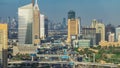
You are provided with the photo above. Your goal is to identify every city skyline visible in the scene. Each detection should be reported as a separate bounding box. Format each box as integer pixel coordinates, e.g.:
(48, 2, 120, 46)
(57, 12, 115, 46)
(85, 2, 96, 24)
(0, 0, 120, 26)
(1, 0, 120, 67)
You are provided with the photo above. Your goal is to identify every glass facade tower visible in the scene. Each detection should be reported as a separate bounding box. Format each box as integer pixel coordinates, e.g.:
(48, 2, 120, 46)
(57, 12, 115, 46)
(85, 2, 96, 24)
(18, 3, 33, 44)
(68, 10, 75, 19)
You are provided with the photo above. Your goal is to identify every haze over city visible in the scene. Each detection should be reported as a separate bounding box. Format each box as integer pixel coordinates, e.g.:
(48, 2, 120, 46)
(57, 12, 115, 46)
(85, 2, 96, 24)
(1, 0, 120, 68)
(0, 0, 120, 26)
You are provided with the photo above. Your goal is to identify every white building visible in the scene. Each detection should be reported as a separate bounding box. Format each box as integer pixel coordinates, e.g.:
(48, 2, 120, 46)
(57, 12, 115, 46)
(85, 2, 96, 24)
(73, 39, 91, 48)
(78, 17, 81, 34)
(40, 14, 45, 39)
(91, 19, 105, 42)
(18, 3, 33, 44)
(108, 32, 114, 42)
(115, 27, 120, 41)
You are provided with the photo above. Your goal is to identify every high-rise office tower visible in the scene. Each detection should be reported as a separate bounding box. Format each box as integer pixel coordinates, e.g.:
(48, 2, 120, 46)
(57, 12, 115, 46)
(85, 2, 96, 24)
(7, 17, 11, 39)
(105, 24, 115, 41)
(8, 17, 17, 39)
(7, 17, 11, 28)
(48, 21, 52, 30)
(67, 19, 79, 43)
(68, 10, 75, 19)
(45, 17, 48, 38)
(18, 0, 41, 45)
(91, 19, 105, 44)
(62, 18, 66, 29)
(82, 27, 96, 45)
(33, 0, 40, 45)
(18, 3, 33, 44)
(0, 24, 8, 68)
(115, 27, 120, 41)
(11, 18, 17, 29)
(78, 17, 81, 34)
(40, 14, 45, 39)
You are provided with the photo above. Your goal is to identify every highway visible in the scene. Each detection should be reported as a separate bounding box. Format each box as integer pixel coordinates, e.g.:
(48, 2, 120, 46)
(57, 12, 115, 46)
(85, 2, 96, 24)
(8, 61, 69, 64)
(36, 54, 69, 57)
(8, 60, 118, 68)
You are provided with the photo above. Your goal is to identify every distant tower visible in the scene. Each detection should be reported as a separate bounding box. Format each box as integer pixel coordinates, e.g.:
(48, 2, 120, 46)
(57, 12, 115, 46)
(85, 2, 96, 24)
(40, 14, 45, 39)
(11, 18, 17, 29)
(7, 17, 11, 28)
(45, 17, 48, 38)
(62, 18, 66, 29)
(78, 17, 81, 34)
(7, 17, 10, 24)
(68, 10, 75, 19)
(115, 27, 120, 41)
(33, 0, 41, 45)
(67, 10, 79, 43)
(0, 24, 8, 68)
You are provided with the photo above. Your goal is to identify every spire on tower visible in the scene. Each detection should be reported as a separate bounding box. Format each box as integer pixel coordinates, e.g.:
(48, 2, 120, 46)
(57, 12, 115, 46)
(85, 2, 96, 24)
(35, 0, 38, 5)
(34, 0, 39, 10)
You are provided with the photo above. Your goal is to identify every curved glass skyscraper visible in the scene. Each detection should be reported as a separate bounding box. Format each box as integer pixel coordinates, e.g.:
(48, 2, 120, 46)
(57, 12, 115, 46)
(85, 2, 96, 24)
(18, 3, 33, 44)
(18, 0, 41, 45)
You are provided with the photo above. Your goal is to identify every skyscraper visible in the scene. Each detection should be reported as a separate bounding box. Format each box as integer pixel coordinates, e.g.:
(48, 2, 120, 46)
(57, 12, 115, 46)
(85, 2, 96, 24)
(18, 0, 41, 45)
(0, 24, 8, 68)
(115, 27, 120, 41)
(82, 27, 96, 45)
(7, 17, 11, 28)
(78, 17, 81, 34)
(44, 17, 48, 38)
(18, 3, 33, 44)
(91, 19, 105, 44)
(33, 0, 41, 45)
(105, 24, 115, 41)
(68, 10, 75, 19)
(8, 17, 18, 39)
(11, 18, 17, 29)
(62, 18, 66, 29)
(40, 14, 45, 39)
(67, 19, 79, 43)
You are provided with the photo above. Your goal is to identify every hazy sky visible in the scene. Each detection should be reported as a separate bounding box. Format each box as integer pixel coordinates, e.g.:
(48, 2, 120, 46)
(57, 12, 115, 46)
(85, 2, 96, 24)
(0, 0, 120, 26)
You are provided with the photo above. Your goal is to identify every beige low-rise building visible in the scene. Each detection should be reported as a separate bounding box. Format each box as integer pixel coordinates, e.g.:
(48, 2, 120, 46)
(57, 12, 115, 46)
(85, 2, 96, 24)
(13, 45, 37, 56)
(99, 41, 120, 47)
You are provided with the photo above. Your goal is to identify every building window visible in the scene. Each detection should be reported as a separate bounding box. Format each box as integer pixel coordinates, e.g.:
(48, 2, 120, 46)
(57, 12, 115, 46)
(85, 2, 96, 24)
(35, 35, 38, 39)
